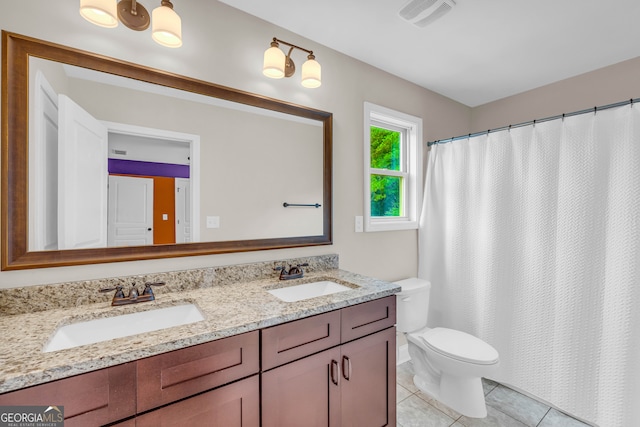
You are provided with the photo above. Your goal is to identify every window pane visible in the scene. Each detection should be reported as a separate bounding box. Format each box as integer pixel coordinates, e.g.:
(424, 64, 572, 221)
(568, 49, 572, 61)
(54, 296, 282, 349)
(371, 175, 402, 217)
(370, 126, 400, 171)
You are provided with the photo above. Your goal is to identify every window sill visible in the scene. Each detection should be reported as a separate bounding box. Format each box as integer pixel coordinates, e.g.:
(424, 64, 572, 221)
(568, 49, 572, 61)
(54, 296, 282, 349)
(364, 219, 419, 232)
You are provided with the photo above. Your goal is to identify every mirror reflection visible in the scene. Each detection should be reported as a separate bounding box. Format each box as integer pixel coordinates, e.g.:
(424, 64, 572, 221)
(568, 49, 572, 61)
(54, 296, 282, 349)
(2, 32, 332, 270)
(28, 57, 324, 251)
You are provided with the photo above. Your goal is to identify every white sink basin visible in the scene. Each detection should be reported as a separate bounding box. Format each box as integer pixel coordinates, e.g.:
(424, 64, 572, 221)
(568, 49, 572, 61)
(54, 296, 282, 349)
(268, 281, 354, 302)
(44, 303, 205, 353)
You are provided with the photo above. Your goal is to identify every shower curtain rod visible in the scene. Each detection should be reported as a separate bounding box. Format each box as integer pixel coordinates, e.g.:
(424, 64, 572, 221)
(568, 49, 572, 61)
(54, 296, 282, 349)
(427, 97, 640, 147)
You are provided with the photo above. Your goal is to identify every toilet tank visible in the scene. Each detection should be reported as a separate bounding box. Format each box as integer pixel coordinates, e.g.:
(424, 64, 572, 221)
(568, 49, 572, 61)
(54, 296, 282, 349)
(394, 278, 431, 333)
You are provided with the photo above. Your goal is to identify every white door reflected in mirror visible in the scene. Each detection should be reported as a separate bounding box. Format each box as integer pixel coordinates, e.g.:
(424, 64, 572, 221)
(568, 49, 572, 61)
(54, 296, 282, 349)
(57, 94, 108, 249)
(108, 175, 154, 247)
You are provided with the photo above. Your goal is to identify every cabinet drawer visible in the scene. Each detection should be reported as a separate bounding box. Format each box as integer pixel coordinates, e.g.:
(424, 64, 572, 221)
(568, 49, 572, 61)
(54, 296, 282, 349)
(0, 362, 136, 427)
(136, 375, 259, 427)
(341, 296, 396, 343)
(137, 331, 259, 413)
(262, 310, 341, 371)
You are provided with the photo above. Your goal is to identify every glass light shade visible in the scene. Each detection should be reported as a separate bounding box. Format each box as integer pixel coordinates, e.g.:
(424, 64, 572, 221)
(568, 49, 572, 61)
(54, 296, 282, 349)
(263, 46, 286, 79)
(301, 57, 321, 88)
(79, 0, 118, 28)
(152, 5, 182, 48)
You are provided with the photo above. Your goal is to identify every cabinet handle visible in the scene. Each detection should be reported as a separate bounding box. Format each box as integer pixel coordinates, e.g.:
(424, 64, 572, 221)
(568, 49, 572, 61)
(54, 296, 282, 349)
(342, 356, 351, 381)
(330, 359, 340, 386)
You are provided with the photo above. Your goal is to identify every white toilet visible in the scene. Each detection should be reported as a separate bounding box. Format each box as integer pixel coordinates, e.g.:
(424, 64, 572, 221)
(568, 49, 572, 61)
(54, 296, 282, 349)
(395, 278, 499, 418)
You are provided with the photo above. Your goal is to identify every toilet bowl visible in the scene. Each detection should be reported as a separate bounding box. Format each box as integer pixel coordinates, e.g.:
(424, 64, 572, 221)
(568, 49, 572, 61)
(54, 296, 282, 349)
(395, 278, 499, 418)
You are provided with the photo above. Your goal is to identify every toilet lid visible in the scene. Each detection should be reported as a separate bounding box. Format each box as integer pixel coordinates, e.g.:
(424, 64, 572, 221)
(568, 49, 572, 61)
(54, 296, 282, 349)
(418, 327, 499, 365)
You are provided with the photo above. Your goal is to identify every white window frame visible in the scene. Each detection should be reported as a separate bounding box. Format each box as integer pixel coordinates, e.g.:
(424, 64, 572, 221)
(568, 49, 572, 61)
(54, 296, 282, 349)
(364, 102, 422, 232)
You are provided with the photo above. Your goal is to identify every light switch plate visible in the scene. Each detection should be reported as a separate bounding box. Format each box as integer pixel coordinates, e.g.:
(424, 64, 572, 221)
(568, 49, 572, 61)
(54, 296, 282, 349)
(355, 216, 364, 233)
(206, 216, 220, 229)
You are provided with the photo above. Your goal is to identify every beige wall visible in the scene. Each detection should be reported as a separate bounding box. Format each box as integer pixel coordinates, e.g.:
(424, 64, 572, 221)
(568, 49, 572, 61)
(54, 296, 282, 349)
(0, 1, 470, 288)
(471, 56, 640, 133)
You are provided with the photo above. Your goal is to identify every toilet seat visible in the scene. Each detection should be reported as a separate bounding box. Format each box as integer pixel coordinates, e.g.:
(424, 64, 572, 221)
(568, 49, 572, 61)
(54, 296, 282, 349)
(413, 327, 499, 365)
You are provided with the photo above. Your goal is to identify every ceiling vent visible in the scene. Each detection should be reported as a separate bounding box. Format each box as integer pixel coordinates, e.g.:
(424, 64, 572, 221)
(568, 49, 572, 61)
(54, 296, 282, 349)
(398, 0, 456, 27)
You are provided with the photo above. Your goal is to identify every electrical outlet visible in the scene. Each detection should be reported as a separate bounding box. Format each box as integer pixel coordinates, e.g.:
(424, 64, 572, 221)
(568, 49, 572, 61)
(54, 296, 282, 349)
(206, 216, 220, 229)
(355, 216, 364, 232)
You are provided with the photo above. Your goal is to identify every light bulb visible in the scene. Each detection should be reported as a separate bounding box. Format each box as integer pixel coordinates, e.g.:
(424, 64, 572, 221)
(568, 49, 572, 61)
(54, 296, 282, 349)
(80, 0, 118, 28)
(263, 43, 285, 79)
(301, 55, 321, 88)
(152, 3, 182, 48)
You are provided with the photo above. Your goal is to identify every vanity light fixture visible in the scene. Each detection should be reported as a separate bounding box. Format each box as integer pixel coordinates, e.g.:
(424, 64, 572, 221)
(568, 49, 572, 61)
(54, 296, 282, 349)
(79, 0, 182, 48)
(263, 37, 321, 88)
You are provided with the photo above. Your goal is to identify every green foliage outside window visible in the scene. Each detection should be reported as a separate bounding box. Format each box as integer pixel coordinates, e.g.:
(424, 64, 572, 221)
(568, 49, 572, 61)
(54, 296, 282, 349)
(370, 126, 402, 217)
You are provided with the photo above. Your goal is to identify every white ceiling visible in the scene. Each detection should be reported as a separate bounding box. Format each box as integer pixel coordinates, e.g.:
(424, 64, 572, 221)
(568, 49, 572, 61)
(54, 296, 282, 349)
(219, 0, 640, 107)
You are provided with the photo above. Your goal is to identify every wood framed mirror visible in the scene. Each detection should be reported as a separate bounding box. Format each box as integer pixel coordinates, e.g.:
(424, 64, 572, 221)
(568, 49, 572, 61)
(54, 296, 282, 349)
(1, 31, 332, 270)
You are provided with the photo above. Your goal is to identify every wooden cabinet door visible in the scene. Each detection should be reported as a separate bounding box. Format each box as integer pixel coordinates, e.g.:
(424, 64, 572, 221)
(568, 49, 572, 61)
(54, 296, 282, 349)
(262, 347, 341, 427)
(340, 327, 396, 427)
(0, 362, 136, 427)
(110, 418, 136, 427)
(136, 375, 259, 427)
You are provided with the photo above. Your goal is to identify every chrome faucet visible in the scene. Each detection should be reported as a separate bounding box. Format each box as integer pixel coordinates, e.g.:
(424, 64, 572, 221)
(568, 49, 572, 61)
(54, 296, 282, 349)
(274, 263, 309, 280)
(100, 282, 165, 306)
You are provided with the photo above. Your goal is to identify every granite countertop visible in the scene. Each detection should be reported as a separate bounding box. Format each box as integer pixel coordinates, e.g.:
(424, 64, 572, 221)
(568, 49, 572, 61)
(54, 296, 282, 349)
(0, 269, 399, 394)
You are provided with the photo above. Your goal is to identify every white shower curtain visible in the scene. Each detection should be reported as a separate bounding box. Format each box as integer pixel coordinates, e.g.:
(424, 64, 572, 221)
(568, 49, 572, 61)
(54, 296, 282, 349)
(419, 103, 640, 427)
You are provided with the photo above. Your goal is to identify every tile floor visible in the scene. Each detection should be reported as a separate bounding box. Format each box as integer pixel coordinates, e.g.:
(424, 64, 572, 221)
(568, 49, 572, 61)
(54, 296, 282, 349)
(396, 361, 593, 427)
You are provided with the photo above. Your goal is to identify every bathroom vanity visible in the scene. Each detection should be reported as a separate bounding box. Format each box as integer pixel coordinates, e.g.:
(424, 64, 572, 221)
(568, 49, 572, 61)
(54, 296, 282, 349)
(0, 258, 398, 426)
(262, 296, 396, 427)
